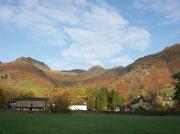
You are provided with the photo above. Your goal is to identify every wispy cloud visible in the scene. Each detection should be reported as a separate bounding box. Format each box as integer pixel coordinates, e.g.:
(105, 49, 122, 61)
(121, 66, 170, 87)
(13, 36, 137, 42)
(0, 0, 151, 69)
(133, 0, 180, 25)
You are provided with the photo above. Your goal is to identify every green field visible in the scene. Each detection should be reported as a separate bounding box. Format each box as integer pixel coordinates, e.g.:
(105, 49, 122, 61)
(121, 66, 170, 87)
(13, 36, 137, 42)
(15, 80, 46, 95)
(0, 112, 180, 134)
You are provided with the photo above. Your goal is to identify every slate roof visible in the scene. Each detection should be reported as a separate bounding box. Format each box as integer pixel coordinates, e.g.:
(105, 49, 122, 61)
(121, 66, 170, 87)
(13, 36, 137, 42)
(14, 98, 48, 101)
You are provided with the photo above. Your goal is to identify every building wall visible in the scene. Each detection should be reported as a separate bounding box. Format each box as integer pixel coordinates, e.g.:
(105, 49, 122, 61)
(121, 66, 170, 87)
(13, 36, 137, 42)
(16, 101, 46, 108)
(69, 105, 87, 111)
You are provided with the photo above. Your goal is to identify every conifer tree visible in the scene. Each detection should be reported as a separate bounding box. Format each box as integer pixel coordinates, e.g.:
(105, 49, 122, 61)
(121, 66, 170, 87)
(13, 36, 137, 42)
(96, 87, 108, 110)
(87, 89, 97, 110)
(109, 89, 124, 110)
(174, 72, 180, 103)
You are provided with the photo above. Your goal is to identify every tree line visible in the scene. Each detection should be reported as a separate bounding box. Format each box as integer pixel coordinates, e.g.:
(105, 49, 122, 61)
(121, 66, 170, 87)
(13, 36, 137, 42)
(0, 72, 180, 112)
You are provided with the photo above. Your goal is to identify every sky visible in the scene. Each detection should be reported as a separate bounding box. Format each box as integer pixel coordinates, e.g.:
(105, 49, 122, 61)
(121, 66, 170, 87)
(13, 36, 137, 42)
(0, 0, 180, 70)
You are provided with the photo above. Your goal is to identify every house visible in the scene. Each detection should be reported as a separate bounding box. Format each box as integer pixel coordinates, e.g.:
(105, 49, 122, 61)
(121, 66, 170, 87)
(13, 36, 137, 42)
(68, 102, 87, 111)
(10, 97, 49, 111)
(115, 104, 132, 112)
(129, 96, 153, 111)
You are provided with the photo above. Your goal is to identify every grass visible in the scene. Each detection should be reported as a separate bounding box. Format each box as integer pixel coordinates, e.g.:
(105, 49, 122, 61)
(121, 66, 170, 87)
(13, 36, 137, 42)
(0, 112, 180, 134)
(160, 89, 176, 96)
(15, 80, 46, 95)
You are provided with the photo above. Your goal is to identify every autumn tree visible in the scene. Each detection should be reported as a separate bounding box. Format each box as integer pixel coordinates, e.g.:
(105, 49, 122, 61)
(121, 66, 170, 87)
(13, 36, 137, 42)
(68, 86, 87, 104)
(149, 92, 169, 111)
(51, 91, 70, 113)
(153, 93, 164, 111)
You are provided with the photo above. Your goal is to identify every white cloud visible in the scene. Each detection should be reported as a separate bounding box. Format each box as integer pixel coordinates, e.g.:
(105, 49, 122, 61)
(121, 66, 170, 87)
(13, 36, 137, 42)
(109, 56, 133, 67)
(123, 27, 151, 51)
(133, 0, 180, 24)
(0, 0, 151, 69)
(0, 5, 15, 22)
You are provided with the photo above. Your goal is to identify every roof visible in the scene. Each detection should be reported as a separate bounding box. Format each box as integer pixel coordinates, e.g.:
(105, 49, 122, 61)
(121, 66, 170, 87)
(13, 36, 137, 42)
(70, 104, 87, 106)
(14, 97, 48, 101)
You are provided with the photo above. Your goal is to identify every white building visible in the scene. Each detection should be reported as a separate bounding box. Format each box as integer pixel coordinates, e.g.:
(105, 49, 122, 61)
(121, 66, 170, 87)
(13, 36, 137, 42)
(69, 103, 87, 111)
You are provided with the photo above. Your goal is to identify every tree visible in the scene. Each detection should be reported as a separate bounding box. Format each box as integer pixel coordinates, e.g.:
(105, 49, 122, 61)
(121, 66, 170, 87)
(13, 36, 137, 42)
(67, 86, 87, 104)
(149, 92, 171, 112)
(96, 87, 108, 110)
(21, 90, 36, 98)
(0, 88, 6, 107)
(173, 72, 180, 103)
(109, 89, 124, 110)
(153, 94, 164, 111)
(87, 89, 97, 110)
(51, 91, 70, 113)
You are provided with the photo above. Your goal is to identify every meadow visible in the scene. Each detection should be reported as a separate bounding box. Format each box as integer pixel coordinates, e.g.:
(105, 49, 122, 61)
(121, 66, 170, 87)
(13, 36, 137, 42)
(0, 112, 180, 134)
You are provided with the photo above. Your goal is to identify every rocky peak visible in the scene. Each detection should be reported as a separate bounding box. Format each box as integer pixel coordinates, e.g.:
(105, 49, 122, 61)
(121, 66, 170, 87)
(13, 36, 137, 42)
(16, 57, 50, 70)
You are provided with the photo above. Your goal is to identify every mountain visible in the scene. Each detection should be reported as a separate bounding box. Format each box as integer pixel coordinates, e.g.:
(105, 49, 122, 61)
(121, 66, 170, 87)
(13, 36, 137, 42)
(61, 69, 85, 74)
(15, 57, 50, 71)
(0, 60, 54, 97)
(76, 44, 180, 94)
(46, 65, 106, 86)
(127, 44, 180, 73)
(114, 44, 180, 96)
(79, 66, 126, 88)
(0, 43, 179, 97)
(83, 65, 106, 77)
(67, 65, 106, 82)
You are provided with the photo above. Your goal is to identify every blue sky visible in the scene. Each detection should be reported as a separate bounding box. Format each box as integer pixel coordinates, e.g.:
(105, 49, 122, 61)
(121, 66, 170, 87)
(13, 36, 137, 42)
(0, 0, 180, 70)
